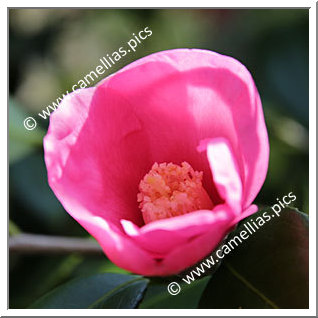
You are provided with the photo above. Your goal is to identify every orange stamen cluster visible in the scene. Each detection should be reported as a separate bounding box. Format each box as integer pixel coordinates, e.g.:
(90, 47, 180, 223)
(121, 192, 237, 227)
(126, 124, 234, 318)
(137, 162, 214, 224)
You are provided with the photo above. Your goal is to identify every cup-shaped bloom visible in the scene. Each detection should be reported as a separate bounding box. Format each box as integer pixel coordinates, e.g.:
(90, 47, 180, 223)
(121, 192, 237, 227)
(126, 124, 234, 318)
(44, 49, 269, 276)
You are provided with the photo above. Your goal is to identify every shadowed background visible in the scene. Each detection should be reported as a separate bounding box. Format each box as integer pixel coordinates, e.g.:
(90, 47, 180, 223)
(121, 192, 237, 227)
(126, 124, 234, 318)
(9, 9, 309, 308)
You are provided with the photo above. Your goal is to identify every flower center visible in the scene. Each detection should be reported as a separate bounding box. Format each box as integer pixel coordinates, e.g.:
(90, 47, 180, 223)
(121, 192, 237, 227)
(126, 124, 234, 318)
(137, 162, 214, 224)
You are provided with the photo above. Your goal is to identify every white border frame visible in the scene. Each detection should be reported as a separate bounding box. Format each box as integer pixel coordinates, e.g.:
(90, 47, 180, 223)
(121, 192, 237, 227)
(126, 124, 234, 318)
(3, 1, 316, 316)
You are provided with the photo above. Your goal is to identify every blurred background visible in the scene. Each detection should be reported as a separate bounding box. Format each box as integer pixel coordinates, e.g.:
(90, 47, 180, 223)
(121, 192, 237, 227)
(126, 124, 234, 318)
(9, 9, 309, 308)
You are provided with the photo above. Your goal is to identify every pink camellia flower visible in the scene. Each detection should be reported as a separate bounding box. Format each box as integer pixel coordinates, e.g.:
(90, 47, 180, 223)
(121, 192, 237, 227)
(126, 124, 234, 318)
(44, 49, 269, 276)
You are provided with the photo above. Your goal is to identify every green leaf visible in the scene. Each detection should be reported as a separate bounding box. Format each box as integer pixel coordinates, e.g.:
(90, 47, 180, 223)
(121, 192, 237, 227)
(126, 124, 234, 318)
(30, 273, 149, 309)
(9, 220, 21, 236)
(199, 207, 308, 309)
(10, 254, 83, 308)
(10, 153, 84, 235)
(139, 276, 210, 309)
(69, 257, 129, 278)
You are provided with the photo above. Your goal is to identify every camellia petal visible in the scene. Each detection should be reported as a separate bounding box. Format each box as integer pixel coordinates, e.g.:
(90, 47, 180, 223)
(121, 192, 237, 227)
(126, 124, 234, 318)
(97, 49, 269, 207)
(120, 208, 231, 256)
(197, 137, 243, 215)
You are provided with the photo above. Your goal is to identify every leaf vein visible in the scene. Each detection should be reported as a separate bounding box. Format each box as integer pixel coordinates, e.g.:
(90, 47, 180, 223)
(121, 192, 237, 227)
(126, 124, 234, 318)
(225, 262, 279, 309)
